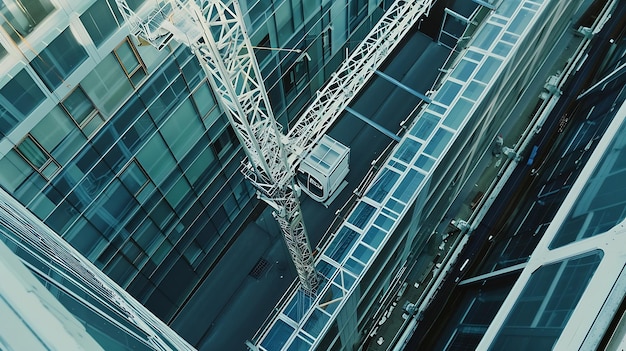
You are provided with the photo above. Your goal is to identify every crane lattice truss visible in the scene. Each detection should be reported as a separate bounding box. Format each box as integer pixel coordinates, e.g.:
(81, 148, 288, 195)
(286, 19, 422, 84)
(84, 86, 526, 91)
(115, 0, 318, 293)
(115, 0, 434, 296)
(287, 0, 434, 163)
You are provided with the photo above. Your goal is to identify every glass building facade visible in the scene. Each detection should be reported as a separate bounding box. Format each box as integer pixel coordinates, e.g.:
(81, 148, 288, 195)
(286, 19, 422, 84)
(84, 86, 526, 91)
(0, 186, 194, 350)
(0, 0, 392, 336)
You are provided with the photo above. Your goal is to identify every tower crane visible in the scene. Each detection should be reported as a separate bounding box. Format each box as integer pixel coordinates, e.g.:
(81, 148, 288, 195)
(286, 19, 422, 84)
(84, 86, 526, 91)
(114, 0, 434, 296)
(115, 0, 319, 293)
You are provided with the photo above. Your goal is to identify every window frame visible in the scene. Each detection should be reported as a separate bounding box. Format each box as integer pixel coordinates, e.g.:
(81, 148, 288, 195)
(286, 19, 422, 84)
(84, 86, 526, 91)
(15, 133, 60, 179)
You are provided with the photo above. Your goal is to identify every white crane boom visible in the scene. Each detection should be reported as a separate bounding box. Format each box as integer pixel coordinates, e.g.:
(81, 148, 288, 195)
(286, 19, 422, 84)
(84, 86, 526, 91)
(114, 0, 318, 293)
(286, 0, 434, 163)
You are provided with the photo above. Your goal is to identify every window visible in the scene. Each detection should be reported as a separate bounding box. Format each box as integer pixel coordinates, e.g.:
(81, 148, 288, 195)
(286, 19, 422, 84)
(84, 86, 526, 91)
(81, 53, 133, 117)
(192, 83, 219, 123)
(0, 69, 46, 136)
(491, 251, 603, 350)
(81, 0, 122, 47)
(114, 39, 147, 86)
(15, 134, 60, 179)
(62, 86, 105, 137)
(213, 126, 237, 157)
(282, 59, 308, 96)
(120, 160, 149, 196)
(322, 26, 332, 59)
(0, 0, 55, 42)
(30, 27, 88, 89)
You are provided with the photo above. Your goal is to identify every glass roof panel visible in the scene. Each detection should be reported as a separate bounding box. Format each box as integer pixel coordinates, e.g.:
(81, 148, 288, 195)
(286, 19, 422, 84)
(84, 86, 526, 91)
(287, 336, 311, 351)
(444, 97, 474, 130)
(352, 243, 374, 264)
(302, 308, 330, 338)
(462, 80, 486, 101)
(261, 319, 295, 351)
(362, 226, 386, 249)
(347, 202, 377, 229)
(326, 227, 360, 263)
(414, 154, 436, 172)
(496, 0, 520, 18)
(344, 257, 365, 276)
(434, 81, 463, 106)
(410, 112, 440, 140)
(394, 138, 423, 163)
(384, 197, 405, 214)
(473, 23, 502, 51)
(392, 169, 425, 203)
(284, 289, 314, 323)
(374, 212, 395, 231)
(366, 168, 401, 203)
(475, 56, 503, 83)
(508, 8, 535, 35)
(424, 128, 454, 158)
(451, 59, 479, 82)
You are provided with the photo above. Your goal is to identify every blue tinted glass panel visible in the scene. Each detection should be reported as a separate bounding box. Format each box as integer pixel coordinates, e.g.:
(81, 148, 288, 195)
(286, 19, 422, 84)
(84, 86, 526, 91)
(508, 8, 534, 35)
(550, 128, 626, 249)
(444, 98, 474, 130)
(394, 139, 422, 163)
(363, 226, 386, 248)
(326, 227, 360, 263)
(352, 244, 374, 264)
(366, 168, 400, 203)
(341, 271, 356, 290)
(451, 59, 478, 82)
(317, 260, 337, 279)
(465, 50, 484, 62)
(287, 336, 311, 351)
(31, 28, 88, 89)
(415, 155, 435, 171)
(424, 128, 454, 158)
(475, 57, 503, 83)
(261, 320, 295, 351)
(374, 213, 394, 231)
(284, 290, 314, 323)
(463, 80, 486, 101)
(345, 257, 364, 276)
(0, 70, 45, 136)
(303, 309, 330, 338)
(385, 198, 405, 213)
(81, 0, 121, 47)
(472, 23, 502, 50)
(427, 103, 447, 115)
(496, 0, 519, 18)
(392, 169, 425, 203)
(434, 81, 462, 106)
(348, 202, 376, 229)
(410, 113, 440, 140)
(493, 42, 513, 57)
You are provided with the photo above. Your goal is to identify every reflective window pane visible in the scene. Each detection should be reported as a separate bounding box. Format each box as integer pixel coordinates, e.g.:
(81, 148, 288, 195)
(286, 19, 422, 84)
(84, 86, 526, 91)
(81, 0, 121, 47)
(0, 0, 55, 42)
(82, 54, 133, 117)
(0, 69, 45, 136)
(31, 27, 88, 89)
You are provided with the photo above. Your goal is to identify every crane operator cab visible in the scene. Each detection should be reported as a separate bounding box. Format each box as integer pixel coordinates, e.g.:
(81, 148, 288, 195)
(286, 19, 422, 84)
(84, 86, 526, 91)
(296, 134, 350, 206)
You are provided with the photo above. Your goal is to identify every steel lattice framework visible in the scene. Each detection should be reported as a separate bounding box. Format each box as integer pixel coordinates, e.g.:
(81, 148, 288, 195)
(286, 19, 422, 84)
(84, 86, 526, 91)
(286, 0, 433, 161)
(114, 0, 434, 297)
(115, 0, 318, 293)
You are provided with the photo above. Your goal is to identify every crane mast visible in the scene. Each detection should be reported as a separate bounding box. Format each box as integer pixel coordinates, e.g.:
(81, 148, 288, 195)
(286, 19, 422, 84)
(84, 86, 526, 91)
(115, 0, 318, 293)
